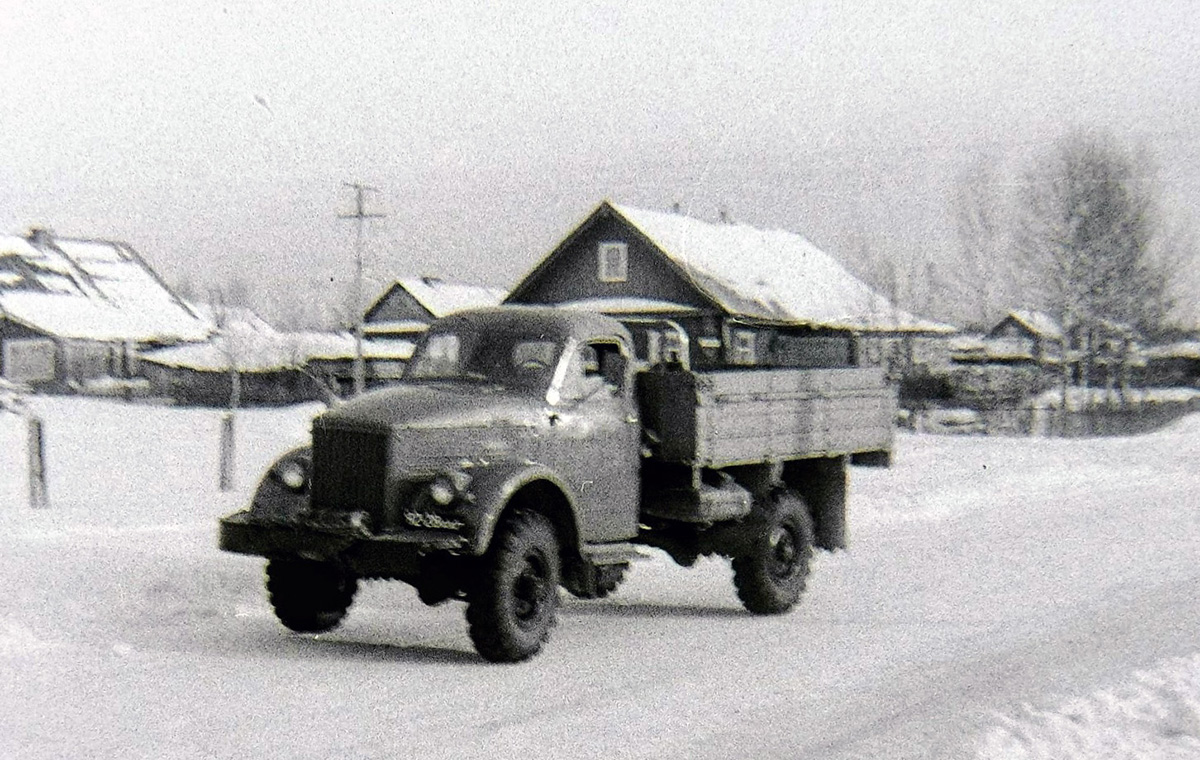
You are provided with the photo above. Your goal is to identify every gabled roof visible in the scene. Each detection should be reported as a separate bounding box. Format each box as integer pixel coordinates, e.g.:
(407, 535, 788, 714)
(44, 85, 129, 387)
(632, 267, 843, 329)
(368, 277, 506, 322)
(1000, 310, 1064, 341)
(0, 232, 210, 343)
(523, 202, 954, 334)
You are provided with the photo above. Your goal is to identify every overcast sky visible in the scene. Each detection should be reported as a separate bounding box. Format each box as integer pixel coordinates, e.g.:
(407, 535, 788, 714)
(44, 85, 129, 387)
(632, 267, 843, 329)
(3, 1, 1198, 325)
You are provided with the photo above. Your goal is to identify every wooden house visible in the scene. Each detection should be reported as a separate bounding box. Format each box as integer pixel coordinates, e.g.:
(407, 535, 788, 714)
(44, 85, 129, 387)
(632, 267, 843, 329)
(506, 201, 953, 371)
(363, 276, 506, 339)
(0, 229, 210, 391)
(981, 310, 1065, 365)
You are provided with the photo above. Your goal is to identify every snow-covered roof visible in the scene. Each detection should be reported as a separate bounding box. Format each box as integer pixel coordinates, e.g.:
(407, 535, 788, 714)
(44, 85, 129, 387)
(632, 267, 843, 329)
(608, 204, 955, 334)
(140, 328, 416, 372)
(0, 233, 210, 343)
(1004, 310, 1064, 341)
(1143, 341, 1200, 360)
(391, 277, 506, 319)
(362, 338, 417, 360)
(140, 329, 352, 372)
(363, 319, 430, 335)
(186, 302, 272, 334)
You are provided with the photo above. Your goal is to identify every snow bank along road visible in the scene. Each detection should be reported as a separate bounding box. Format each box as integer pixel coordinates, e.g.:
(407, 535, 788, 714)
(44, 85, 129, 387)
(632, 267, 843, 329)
(1, 398, 1198, 759)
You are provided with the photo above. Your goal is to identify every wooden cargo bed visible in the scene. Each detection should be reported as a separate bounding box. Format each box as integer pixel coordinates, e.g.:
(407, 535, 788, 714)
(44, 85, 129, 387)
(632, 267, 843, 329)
(637, 367, 895, 467)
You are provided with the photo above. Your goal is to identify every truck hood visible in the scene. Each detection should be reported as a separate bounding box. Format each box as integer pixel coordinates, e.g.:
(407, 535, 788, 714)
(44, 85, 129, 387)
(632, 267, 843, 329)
(316, 381, 542, 432)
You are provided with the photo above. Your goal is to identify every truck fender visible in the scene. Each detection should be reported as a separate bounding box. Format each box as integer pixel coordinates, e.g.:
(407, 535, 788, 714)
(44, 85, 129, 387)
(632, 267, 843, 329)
(247, 446, 312, 521)
(464, 461, 582, 558)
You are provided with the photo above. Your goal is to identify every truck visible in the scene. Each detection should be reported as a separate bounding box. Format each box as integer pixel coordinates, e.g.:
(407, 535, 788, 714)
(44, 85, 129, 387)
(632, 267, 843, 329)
(218, 306, 895, 662)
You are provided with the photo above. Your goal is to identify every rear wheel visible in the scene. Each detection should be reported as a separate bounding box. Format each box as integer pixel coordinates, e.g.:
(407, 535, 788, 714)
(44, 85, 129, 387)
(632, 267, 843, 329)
(265, 558, 358, 633)
(466, 510, 561, 663)
(732, 491, 813, 615)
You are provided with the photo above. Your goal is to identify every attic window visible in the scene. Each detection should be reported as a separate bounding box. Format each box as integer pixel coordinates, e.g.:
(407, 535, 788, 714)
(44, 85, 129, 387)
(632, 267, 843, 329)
(597, 242, 628, 283)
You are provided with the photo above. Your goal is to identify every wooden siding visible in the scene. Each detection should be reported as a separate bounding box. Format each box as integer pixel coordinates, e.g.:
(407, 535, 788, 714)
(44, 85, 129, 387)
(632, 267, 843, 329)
(638, 367, 894, 467)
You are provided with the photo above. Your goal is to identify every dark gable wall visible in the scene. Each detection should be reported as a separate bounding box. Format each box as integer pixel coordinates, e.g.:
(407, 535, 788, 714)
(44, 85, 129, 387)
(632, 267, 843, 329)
(988, 316, 1033, 341)
(510, 212, 713, 310)
(365, 285, 435, 324)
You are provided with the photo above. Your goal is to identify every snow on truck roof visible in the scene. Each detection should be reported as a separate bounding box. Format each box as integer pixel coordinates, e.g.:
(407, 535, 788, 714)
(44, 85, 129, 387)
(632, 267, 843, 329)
(0, 232, 210, 343)
(609, 203, 955, 334)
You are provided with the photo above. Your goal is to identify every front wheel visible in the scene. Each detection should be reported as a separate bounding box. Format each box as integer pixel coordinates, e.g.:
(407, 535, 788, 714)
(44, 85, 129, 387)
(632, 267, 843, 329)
(731, 491, 814, 615)
(265, 558, 358, 633)
(466, 510, 561, 663)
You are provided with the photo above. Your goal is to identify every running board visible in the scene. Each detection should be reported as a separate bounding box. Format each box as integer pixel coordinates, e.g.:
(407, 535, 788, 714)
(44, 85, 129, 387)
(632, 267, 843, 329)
(581, 541, 645, 565)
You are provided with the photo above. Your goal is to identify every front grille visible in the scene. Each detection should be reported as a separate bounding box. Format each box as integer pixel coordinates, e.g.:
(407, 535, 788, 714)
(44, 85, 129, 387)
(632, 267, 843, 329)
(311, 425, 389, 515)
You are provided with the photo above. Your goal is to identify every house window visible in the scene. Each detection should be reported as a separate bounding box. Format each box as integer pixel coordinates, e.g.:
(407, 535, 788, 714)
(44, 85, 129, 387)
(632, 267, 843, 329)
(597, 242, 628, 283)
(729, 330, 757, 365)
(3, 338, 56, 382)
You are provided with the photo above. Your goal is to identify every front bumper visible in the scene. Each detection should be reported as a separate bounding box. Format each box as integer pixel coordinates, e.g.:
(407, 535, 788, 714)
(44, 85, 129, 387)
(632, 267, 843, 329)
(218, 510, 470, 577)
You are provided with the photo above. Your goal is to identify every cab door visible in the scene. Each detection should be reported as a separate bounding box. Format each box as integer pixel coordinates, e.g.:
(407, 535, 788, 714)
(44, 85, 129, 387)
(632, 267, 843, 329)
(544, 339, 641, 542)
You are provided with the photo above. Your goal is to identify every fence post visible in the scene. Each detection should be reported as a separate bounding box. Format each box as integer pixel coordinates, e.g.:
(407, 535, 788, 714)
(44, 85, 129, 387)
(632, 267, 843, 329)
(27, 415, 48, 509)
(219, 411, 235, 492)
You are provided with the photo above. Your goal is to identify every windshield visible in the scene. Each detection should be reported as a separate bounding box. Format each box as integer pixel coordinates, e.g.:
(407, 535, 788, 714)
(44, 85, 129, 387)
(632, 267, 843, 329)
(406, 329, 563, 392)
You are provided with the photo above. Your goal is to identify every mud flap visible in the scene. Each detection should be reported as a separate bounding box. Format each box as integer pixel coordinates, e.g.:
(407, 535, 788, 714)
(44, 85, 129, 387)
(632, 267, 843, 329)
(783, 456, 848, 551)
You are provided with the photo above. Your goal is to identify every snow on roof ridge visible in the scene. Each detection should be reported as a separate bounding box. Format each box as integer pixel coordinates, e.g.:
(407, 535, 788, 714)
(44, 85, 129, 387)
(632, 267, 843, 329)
(392, 276, 507, 318)
(1007, 309, 1063, 339)
(608, 202, 955, 333)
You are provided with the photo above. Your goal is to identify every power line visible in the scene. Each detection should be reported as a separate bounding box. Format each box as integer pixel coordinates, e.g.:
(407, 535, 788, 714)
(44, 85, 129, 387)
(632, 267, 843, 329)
(338, 182, 385, 396)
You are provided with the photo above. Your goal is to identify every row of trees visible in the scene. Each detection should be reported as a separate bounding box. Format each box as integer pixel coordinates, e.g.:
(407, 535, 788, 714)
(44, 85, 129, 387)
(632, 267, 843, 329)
(954, 130, 1192, 388)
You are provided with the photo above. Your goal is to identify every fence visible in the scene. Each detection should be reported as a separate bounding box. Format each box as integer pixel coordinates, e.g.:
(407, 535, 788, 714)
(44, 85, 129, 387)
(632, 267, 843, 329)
(0, 410, 48, 509)
(909, 395, 1200, 438)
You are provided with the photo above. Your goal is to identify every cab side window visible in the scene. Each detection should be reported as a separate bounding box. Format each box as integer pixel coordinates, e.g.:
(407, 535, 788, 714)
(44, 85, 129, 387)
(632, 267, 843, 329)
(561, 341, 627, 401)
(591, 342, 626, 391)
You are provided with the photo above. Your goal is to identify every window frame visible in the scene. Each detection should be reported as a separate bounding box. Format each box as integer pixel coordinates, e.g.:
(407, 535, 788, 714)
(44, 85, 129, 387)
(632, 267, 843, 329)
(597, 241, 629, 283)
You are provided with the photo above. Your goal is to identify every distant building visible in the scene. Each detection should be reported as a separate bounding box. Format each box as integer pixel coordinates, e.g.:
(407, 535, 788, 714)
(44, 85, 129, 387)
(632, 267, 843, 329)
(506, 200, 953, 370)
(0, 229, 210, 390)
(138, 308, 417, 404)
(363, 276, 507, 339)
(985, 310, 1065, 364)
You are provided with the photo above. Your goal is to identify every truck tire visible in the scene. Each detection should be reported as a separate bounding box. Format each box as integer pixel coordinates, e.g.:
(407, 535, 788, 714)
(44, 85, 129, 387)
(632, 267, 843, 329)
(266, 558, 358, 633)
(732, 491, 813, 615)
(466, 510, 561, 663)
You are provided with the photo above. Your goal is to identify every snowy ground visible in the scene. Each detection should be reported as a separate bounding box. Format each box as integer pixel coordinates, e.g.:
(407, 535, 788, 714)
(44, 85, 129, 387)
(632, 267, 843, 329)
(1, 397, 1198, 759)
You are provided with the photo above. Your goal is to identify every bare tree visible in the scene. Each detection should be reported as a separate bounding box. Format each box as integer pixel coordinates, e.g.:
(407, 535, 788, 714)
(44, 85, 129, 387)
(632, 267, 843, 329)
(951, 152, 1008, 330)
(1018, 131, 1175, 340)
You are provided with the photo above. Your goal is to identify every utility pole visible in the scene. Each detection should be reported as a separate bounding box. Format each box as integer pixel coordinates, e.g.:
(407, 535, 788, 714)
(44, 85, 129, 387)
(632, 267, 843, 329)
(338, 182, 384, 396)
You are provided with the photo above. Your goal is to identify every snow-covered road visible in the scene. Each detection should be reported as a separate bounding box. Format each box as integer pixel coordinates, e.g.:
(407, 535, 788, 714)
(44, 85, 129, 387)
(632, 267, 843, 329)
(1, 398, 1197, 759)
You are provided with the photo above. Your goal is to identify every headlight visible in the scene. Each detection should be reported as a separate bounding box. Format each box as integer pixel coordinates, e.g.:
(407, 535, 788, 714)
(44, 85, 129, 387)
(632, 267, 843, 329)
(428, 478, 455, 505)
(273, 458, 309, 493)
(428, 468, 472, 506)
